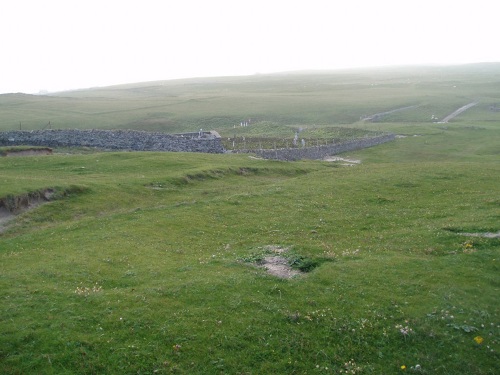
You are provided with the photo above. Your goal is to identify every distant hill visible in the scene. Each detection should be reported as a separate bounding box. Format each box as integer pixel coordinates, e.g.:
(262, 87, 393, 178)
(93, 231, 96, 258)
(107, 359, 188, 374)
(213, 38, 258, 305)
(1, 63, 499, 136)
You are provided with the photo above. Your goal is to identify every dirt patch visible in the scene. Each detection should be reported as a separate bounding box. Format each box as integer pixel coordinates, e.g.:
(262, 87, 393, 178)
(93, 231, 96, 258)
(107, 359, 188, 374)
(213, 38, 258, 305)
(324, 156, 361, 166)
(0, 207, 13, 231)
(243, 246, 325, 278)
(2, 148, 53, 157)
(0, 188, 55, 234)
(395, 135, 421, 138)
(261, 256, 302, 278)
(458, 231, 500, 239)
(249, 245, 303, 279)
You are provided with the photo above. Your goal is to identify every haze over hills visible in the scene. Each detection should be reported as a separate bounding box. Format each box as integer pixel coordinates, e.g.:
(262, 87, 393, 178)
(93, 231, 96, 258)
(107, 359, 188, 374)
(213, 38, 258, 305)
(1, 63, 499, 137)
(48, 62, 500, 95)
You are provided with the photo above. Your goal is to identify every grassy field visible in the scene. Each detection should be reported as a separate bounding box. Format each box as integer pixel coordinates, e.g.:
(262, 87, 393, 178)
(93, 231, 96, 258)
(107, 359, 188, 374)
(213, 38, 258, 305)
(1, 64, 499, 374)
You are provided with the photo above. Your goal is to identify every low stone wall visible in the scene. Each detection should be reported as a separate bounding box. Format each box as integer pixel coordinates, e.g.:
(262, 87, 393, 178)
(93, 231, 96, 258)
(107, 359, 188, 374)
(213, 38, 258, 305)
(0, 129, 225, 154)
(234, 134, 395, 161)
(0, 129, 394, 160)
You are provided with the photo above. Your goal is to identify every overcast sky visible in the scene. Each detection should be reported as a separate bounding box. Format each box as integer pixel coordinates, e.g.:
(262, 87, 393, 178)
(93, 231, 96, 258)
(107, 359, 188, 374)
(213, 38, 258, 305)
(1, 0, 498, 94)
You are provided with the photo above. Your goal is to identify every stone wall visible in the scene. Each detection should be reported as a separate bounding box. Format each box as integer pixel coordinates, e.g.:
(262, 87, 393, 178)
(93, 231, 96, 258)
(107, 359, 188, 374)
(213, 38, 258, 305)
(0, 129, 394, 160)
(0, 129, 225, 154)
(233, 134, 396, 161)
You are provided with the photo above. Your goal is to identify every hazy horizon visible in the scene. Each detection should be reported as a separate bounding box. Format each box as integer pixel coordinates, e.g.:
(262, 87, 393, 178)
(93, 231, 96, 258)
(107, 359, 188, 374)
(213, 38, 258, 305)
(2, 0, 499, 95)
(4, 62, 500, 96)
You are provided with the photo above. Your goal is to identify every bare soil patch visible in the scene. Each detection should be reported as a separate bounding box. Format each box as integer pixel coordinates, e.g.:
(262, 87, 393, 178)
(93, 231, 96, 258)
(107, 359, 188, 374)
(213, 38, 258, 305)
(1, 148, 53, 157)
(458, 231, 500, 239)
(0, 207, 13, 231)
(0, 189, 55, 234)
(249, 245, 304, 279)
(324, 156, 361, 166)
(261, 255, 302, 278)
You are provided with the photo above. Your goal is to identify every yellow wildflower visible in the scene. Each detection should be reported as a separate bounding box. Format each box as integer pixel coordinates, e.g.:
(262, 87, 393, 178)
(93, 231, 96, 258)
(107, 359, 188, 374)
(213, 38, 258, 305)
(474, 336, 484, 344)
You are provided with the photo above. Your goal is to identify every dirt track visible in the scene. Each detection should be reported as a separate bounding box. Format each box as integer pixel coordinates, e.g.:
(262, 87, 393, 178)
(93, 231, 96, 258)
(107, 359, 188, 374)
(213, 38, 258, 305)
(362, 105, 420, 122)
(439, 102, 478, 123)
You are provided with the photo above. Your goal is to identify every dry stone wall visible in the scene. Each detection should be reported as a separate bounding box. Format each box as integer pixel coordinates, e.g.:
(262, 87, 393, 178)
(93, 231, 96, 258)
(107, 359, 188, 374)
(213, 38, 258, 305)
(0, 129, 225, 154)
(0, 129, 395, 160)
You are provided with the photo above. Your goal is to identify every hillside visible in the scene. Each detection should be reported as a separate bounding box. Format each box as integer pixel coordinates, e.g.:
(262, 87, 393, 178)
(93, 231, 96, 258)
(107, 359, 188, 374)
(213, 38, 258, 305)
(1, 64, 499, 374)
(1, 63, 499, 138)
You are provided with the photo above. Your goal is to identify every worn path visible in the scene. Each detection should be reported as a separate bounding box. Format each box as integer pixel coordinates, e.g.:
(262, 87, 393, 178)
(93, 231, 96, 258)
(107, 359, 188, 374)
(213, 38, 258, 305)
(439, 102, 478, 123)
(362, 105, 420, 121)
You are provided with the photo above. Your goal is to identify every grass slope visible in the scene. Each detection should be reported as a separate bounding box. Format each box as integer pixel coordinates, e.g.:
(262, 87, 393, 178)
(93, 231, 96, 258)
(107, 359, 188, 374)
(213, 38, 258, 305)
(1, 121, 499, 374)
(0, 64, 499, 374)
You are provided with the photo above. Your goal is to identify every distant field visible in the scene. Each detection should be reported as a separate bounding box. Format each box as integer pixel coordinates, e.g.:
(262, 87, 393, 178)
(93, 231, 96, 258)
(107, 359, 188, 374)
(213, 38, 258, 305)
(1, 63, 499, 139)
(1, 64, 499, 374)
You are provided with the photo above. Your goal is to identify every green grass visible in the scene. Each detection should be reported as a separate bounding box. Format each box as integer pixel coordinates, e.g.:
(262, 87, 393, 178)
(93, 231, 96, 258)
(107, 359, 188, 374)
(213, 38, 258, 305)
(1, 64, 499, 374)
